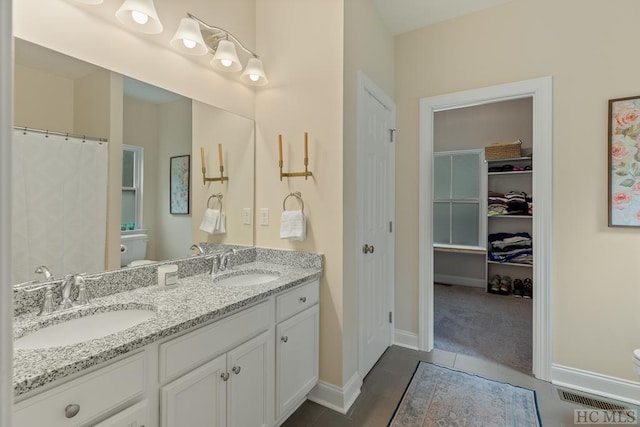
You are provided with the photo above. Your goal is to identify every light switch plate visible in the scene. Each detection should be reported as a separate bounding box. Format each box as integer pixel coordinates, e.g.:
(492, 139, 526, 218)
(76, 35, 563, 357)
(242, 208, 251, 225)
(260, 208, 269, 226)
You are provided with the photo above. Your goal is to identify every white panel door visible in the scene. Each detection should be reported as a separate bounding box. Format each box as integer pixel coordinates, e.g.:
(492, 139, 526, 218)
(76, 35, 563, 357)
(161, 354, 227, 427)
(358, 73, 395, 378)
(227, 330, 273, 427)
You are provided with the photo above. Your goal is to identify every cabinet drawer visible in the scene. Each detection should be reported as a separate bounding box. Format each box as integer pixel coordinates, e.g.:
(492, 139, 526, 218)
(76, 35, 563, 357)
(14, 352, 146, 427)
(277, 280, 319, 322)
(159, 299, 274, 383)
(92, 400, 149, 427)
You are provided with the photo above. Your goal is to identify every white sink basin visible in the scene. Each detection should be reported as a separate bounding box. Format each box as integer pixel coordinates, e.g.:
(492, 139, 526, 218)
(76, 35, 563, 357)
(15, 309, 156, 350)
(215, 271, 280, 287)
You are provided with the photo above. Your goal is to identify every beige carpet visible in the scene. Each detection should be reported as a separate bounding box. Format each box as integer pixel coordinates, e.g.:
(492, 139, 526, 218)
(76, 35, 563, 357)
(434, 284, 532, 373)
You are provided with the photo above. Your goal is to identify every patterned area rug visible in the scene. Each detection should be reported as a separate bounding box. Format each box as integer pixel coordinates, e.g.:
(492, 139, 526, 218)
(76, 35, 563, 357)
(389, 362, 541, 426)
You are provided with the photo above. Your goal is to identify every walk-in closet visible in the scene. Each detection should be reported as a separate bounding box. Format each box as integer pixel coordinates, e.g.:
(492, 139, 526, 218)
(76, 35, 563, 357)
(432, 97, 534, 373)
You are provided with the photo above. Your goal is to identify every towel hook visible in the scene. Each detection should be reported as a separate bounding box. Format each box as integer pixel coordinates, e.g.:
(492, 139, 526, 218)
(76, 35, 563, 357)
(207, 193, 223, 210)
(283, 192, 304, 213)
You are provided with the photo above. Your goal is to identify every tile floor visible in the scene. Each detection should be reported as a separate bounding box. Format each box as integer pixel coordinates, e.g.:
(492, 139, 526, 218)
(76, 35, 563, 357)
(282, 345, 639, 427)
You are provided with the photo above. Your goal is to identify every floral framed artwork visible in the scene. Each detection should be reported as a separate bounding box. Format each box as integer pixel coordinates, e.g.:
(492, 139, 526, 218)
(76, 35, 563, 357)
(608, 96, 640, 226)
(170, 155, 190, 214)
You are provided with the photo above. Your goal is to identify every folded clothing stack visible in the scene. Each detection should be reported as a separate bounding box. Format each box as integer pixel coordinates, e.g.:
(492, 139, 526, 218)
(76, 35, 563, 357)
(488, 231, 533, 264)
(487, 191, 532, 216)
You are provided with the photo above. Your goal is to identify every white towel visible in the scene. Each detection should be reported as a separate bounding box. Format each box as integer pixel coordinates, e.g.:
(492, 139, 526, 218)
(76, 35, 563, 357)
(213, 213, 226, 234)
(200, 209, 221, 234)
(280, 210, 306, 241)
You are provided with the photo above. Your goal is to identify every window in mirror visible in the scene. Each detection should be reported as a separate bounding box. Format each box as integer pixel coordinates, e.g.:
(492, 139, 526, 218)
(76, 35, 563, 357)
(122, 145, 143, 231)
(433, 149, 486, 249)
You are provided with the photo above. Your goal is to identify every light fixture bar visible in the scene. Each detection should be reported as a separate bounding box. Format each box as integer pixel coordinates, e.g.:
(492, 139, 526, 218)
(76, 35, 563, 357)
(187, 13, 260, 59)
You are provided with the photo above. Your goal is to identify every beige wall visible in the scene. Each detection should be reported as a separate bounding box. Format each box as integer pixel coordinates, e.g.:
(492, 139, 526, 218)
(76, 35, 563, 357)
(191, 101, 255, 248)
(255, 0, 344, 386)
(434, 98, 532, 152)
(343, 0, 394, 383)
(14, 64, 73, 131)
(123, 96, 160, 261)
(157, 99, 193, 260)
(396, 0, 640, 381)
(14, 0, 256, 119)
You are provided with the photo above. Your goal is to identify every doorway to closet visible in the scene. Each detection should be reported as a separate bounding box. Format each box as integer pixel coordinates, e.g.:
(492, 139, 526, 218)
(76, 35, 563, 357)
(417, 77, 553, 381)
(432, 99, 533, 374)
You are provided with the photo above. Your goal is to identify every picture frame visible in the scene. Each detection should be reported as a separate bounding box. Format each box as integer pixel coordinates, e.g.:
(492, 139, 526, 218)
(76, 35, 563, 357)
(170, 155, 190, 214)
(608, 95, 640, 226)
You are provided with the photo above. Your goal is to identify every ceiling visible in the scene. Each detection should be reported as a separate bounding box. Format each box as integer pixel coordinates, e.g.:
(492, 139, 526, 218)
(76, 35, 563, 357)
(372, 0, 515, 35)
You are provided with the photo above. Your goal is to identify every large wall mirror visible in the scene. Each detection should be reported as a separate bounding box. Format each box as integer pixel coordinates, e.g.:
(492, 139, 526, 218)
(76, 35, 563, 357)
(12, 38, 255, 286)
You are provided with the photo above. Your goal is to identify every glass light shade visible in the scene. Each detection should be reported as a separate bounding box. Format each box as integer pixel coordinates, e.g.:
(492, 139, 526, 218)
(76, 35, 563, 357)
(115, 0, 163, 34)
(210, 40, 242, 72)
(170, 18, 208, 56)
(240, 57, 269, 86)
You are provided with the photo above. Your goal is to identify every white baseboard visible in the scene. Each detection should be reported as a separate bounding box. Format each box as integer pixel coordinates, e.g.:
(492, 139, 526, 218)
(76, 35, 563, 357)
(307, 371, 362, 414)
(552, 364, 640, 406)
(394, 329, 419, 350)
(434, 274, 485, 288)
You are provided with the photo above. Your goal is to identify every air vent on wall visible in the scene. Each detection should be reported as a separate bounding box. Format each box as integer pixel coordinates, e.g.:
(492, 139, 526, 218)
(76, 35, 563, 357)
(558, 389, 628, 412)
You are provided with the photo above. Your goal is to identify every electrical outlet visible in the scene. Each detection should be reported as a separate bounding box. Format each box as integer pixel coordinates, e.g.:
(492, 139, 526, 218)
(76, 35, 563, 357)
(260, 208, 269, 226)
(242, 208, 251, 225)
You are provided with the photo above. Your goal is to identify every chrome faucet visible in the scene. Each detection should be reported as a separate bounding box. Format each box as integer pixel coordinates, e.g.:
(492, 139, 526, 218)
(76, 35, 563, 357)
(59, 274, 76, 310)
(25, 273, 102, 316)
(34, 265, 53, 281)
(191, 244, 205, 255)
(57, 273, 101, 311)
(211, 249, 238, 276)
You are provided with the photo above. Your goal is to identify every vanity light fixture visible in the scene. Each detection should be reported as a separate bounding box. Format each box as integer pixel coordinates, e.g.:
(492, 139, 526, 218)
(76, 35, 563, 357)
(67, 3, 268, 86)
(170, 17, 208, 55)
(115, 0, 163, 34)
(171, 13, 269, 86)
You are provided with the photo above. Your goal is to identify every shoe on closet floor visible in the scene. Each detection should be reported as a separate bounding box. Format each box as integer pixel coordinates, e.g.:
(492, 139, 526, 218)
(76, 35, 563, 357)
(513, 279, 524, 297)
(489, 275, 501, 293)
(499, 276, 512, 295)
(523, 278, 533, 299)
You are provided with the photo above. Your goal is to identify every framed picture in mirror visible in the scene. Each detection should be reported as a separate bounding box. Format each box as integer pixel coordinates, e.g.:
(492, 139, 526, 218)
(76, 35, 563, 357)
(170, 154, 190, 214)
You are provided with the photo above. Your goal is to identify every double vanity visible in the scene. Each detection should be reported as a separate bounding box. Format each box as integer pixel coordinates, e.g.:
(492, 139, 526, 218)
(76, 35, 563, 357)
(12, 247, 322, 427)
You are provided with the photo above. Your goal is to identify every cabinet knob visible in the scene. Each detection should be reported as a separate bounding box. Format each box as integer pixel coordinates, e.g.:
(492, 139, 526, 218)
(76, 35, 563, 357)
(232, 366, 241, 375)
(220, 372, 230, 381)
(299, 296, 307, 303)
(65, 403, 80, 418)
(281, 336, 288, 343)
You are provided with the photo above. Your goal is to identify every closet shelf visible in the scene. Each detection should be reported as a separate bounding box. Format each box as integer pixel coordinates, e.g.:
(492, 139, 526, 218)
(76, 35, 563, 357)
(488, 214, 532, 219)
(487, 260, 533, 268)
(488, 170, 532, 176)
(486, 156, 532, 163)
(434, 245, 486, 255)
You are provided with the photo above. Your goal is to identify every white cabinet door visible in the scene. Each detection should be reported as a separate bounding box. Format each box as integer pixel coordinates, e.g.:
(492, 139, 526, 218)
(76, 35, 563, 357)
(227, 329, 274, 427)
(276, 305, 319, 418)
(161, 354, 227, 427)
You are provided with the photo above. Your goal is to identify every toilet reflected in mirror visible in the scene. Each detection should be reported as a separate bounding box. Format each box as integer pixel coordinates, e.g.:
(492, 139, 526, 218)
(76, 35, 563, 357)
(120, 232, 152, 267)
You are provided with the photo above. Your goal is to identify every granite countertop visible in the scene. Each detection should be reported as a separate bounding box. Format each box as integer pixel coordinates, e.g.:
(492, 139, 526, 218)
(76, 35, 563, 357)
(13, 260, 321, 397)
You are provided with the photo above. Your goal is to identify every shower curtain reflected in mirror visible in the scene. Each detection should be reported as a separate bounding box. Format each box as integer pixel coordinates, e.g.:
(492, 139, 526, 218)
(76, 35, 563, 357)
(12, 129, 108, 284)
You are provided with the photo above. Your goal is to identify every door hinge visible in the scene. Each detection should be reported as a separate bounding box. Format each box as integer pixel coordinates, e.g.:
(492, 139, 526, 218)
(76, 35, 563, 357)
(389, 221, 393, 233)
(389, 128, 396, 143)
(389, 311, 393, 323)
